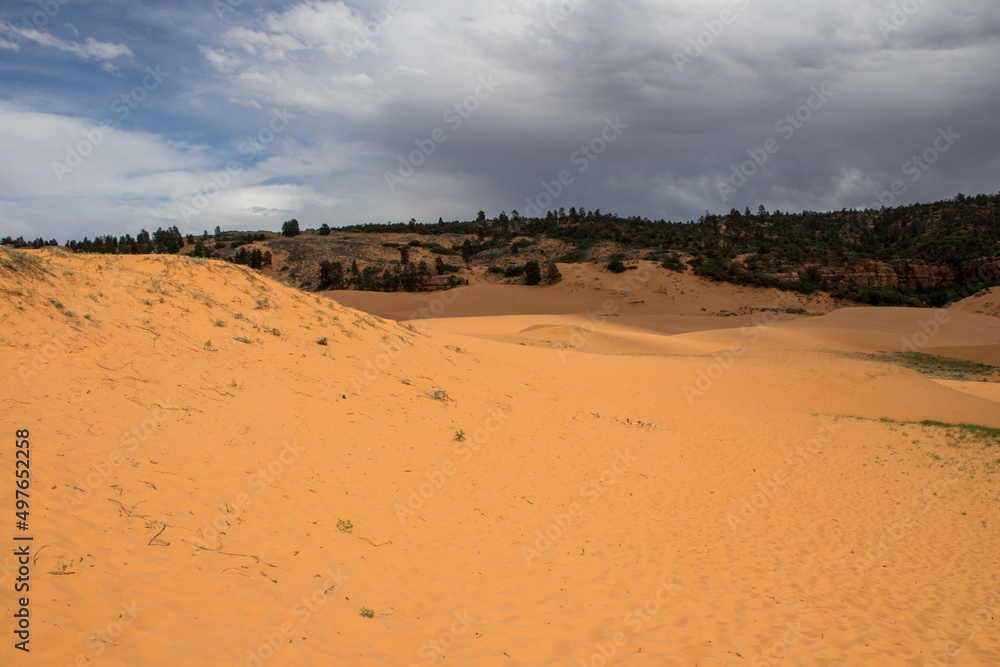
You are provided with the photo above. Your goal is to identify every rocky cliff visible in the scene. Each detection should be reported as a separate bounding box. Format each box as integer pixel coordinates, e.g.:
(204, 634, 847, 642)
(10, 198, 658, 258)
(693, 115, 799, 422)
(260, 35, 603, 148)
(775, 257, 1000, 288)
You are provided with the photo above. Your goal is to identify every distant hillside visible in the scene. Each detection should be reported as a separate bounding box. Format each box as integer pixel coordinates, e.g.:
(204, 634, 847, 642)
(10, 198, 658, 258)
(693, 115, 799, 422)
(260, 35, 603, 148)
(20, 191, 1000, 307)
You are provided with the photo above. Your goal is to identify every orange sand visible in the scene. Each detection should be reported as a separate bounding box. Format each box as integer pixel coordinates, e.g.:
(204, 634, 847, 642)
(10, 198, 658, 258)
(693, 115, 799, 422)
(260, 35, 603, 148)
(2, 250, 999, 666)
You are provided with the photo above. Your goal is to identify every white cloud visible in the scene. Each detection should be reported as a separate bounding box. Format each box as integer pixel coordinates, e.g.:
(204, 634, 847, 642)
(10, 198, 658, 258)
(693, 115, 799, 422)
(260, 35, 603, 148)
(0, 103, 341, 237)
(228, 98, 263, 109)
(393, 65, 431, 79)
(263, 1, 371, 57)
(200, 46, 240, 73)
(0, 20, 132, 61)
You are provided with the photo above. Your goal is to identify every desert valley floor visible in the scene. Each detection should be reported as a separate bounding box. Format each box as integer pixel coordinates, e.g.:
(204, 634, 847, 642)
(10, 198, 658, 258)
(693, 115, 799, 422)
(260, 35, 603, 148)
(2, 249, 999, 666)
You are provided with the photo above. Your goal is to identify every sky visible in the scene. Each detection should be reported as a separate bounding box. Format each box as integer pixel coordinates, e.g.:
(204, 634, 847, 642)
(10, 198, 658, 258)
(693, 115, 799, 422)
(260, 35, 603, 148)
(1, 0, 998, 242)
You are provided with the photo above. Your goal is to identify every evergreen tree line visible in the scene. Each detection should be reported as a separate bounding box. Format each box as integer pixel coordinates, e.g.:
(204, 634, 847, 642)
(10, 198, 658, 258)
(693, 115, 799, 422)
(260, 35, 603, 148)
(342, 195, 1000, 269)
(62, 227, 184, 255)
(1, 237, 59, 249)
(316, 257, 464, 292)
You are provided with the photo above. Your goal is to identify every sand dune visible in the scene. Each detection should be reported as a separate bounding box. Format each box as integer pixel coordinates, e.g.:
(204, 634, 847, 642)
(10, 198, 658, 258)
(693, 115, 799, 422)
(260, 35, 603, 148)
(327, 262, 840, 320)
(2, 249, 999, 666)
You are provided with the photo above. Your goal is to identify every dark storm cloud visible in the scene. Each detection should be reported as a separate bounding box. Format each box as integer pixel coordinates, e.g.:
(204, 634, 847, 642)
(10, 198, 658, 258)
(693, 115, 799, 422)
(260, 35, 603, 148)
(0, 0, 997, 240)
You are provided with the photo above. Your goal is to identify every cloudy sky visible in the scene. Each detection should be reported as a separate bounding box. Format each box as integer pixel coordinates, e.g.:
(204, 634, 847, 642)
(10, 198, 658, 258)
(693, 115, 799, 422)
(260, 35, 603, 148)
(1, 0, 998, 241)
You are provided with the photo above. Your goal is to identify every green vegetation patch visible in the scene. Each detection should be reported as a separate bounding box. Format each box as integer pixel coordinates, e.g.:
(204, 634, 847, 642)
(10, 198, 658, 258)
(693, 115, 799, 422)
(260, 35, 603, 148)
(918, 420, 1000, 445)
(842, 414, 1000, 448)
(884, 351, 1000, 382)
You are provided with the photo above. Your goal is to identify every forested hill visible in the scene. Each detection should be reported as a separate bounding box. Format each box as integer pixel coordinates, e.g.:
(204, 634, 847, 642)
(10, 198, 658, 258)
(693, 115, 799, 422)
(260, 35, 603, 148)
(344, 192, 999, 267)
(8, 191, 999, 307)
(340, 192, 1000, 305)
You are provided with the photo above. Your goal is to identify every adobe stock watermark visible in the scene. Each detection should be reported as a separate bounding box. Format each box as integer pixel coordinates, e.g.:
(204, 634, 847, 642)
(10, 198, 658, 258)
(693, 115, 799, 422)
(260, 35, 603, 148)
(682, 293, 803, 403)
(18, 271, 129, 385)
(385, 75, 501, 192)
(877, 0, 930, 39)
(54, 599, 145, 665)
(522, 116, 628, 217)
(557, 265, 652, 362)
(51, 65, 170, 183)
(750, 617, 809, 667)
(82, 600, 145, 660)
(190, 439, 304, 549)
(890, 301, 970, 366)
(349, 287, 467, 393)
(351, 287, 465, 394)
(60, 398, 177, 513)
(241, 568, 348, 666)
(339, 0, 401, 60)
(407, 609, 476, 667)
(725, 417, 840, 532)
(4, 0, 73, 45)
(546, 0, 586, 30)
(673, 0, 751, 72)
(212, 0, 243, 22)
(923, 590, 1000, 667)
(394, 409, 510, 522)
(717, 84, 834, 203)
(870, 127, 960, 210)
(178, 106, 298, 223)
(854, 465, 961, 574)
(521, 449, 638, 565)
(579, 577, 682, 666)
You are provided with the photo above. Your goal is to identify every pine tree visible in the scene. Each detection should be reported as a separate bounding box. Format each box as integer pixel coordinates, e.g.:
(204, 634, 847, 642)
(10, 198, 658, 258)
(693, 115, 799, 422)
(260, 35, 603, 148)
(543, 262, 562, 284)
(524, 260, 542, 285)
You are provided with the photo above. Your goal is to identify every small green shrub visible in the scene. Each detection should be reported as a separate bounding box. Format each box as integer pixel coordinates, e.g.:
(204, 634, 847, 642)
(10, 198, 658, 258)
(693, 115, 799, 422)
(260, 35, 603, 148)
(660, 254, 686, 272)
(503, 265, 525, 278)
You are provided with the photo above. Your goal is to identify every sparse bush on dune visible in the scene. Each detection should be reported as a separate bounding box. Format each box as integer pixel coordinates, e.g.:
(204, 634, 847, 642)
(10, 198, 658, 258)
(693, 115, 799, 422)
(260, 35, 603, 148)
(607, 254, 627, 273)
(660, 254, 687, 273)
(0, 246, 48, 275)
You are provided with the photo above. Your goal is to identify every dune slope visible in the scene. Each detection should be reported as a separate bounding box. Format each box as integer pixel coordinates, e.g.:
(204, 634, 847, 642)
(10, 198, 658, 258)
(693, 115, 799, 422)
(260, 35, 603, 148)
(2, 249, 999, 666)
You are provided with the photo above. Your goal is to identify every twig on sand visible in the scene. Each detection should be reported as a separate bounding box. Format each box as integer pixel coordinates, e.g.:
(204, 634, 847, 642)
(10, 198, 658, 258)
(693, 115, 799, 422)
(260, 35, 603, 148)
(357, 536, 392, 547)
(32, 544, 52, 564)
(108, 498, 148, 519)
(95, 361, 130, 371)
(148, 523, 169, 546)
(182, 539, 275, 567)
